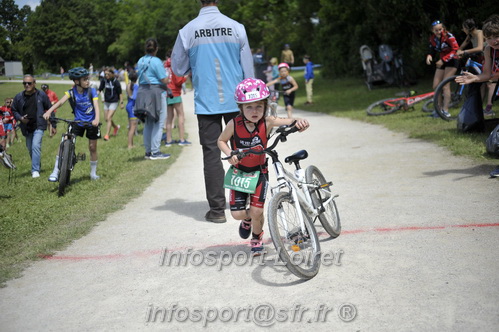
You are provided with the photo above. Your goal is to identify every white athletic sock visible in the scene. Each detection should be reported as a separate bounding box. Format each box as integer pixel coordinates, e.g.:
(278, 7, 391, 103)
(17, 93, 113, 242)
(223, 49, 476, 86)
(51, 155, 59, 174)
(90, 160, 99, 179)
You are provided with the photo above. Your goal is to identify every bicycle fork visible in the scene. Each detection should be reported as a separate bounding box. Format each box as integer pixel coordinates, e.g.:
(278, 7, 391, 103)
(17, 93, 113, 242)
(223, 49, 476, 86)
(270, 162, 309, 239)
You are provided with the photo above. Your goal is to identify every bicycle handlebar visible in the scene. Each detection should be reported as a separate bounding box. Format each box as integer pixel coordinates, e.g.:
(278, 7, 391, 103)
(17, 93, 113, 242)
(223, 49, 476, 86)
(53, 117, 102, 126)
(222, 121, 298, 160)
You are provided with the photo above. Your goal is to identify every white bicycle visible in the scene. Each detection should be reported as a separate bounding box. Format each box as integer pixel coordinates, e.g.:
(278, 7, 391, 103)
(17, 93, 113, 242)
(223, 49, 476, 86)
(223, 123, 341, 279)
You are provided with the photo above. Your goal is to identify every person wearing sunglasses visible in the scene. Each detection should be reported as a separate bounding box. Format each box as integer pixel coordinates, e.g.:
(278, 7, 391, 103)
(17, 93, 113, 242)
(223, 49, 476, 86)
(11, 75, 56, 178)
(426, 20, 460, 118)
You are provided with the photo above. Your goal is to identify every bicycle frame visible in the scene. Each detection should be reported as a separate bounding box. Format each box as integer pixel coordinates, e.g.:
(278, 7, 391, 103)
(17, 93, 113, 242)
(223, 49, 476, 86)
(382, 91, 435, 109)
(266, 150, 334, 236)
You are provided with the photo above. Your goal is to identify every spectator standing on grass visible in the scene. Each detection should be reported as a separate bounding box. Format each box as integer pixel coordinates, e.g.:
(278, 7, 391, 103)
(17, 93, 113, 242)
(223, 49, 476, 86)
(41, 84, 59, 136)
(171, 0, 254, 223)
(11, 75, 56, 178)
(135, 38, 171, 160)
(1, 98, 15, 148)
(99, 68, 123, 141)
(457, 18, 496, 117)
(455, 15, 499, 177)
(126, 71, 139, 149)
(426, 20, 460, 118)
(44, 67, 101, 181)
(164, 58, 190, 147)
(303, 55, 315, 105)
(280, 44, 294, 68)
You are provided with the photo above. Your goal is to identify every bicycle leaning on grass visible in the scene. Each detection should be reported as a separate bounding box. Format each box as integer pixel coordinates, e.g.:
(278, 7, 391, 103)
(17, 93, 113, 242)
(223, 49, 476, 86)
(52, 118, 98, 196)
(366, 90, 435, 116)
(223, 122, 341, 279)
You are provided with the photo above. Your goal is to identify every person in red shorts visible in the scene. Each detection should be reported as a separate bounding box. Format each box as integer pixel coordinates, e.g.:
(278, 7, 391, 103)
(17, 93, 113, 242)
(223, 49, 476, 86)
(218, 78, 309, 255)
(41, 85, 59, 136)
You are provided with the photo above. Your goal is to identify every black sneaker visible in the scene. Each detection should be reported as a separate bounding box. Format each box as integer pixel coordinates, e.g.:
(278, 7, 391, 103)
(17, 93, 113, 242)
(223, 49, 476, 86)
(205, 210, 226, 223)
(490, 167, 499, 178)
(144, 152, 151, 160)
(239, 219, 252, 239)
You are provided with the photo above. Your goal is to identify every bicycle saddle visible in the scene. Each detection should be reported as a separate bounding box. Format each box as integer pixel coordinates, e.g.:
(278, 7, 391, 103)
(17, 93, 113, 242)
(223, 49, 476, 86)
(285, 149, 308, 163)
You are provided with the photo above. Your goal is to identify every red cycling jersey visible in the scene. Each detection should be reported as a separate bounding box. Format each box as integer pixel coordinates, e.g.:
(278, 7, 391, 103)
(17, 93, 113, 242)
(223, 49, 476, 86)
(428, 30, 459, 63)
(230, 114, 268, 172)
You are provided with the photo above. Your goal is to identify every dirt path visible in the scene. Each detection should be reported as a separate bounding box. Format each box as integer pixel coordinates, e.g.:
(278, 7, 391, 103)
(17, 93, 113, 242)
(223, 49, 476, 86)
(0, 91, 498, 331)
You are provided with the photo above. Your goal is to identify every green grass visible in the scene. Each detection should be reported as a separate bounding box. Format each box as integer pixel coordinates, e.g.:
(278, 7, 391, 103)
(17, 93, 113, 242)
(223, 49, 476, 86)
(292, 70, 499, 162)
(0, 81, 182, 285)
(1, 71, 498, 286)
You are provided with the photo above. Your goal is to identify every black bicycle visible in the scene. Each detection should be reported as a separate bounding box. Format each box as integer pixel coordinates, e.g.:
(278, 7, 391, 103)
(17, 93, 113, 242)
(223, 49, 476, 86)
(53, 118, 96, 196)
(0, 145, 16, 182)
(433, 57, 483, 121)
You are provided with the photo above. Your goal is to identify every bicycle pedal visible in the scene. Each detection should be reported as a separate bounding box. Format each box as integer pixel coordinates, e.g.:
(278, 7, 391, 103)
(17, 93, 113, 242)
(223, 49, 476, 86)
(320, 181, 333, 189)
(77, 153, 86, 161)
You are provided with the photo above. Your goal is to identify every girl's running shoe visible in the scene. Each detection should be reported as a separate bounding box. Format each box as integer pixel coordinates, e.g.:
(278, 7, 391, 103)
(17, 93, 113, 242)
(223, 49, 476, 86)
(239, 219, 252, 239)
(250, 231, 264, 255)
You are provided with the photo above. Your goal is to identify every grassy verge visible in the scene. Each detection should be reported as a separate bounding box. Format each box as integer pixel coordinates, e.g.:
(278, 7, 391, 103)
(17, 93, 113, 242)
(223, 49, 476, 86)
(0, 81, 182, 285)
(292, 70, 499, 163)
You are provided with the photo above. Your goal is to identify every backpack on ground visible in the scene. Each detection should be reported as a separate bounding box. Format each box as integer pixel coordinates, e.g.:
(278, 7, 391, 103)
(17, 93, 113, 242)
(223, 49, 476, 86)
(486, 124, 499, 157)
(457, 82, 484, 133)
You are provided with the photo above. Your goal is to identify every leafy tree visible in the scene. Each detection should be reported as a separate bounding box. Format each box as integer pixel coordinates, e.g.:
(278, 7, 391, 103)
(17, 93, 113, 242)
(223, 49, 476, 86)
(110, 0, 199, 65)
(0, 0, 31, 60)
(21, 0, 120, 73)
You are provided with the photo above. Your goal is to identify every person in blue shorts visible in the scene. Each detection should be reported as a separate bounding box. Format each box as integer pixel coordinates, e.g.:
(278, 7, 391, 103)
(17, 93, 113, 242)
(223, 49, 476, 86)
(126, 71, 139, 149)
(43, 67, 102, 181)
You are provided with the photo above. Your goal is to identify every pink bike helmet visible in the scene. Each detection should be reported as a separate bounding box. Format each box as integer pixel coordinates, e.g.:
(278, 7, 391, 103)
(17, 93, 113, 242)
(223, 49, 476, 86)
(234, 78, 270, 104)
(278, 62, 290, 70)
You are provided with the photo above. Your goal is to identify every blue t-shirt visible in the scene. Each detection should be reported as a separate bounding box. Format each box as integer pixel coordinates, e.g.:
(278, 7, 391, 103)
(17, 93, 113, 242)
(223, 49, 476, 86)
(65, 87, 99, 124)
(126, 83, 139, 114)
(137, 55, 167, 85)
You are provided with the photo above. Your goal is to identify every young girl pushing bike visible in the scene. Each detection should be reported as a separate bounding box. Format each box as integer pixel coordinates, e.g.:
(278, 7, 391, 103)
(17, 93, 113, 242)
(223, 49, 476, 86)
(43, 67, 101, 181)
(218, 78, 309, 255)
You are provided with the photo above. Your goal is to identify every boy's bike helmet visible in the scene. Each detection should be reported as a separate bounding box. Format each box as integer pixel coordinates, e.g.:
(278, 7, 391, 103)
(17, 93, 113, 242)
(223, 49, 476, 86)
(68, 67, 89, 80)
(41, 84, 49, 90)
(234, 78, 270, 104)
(278, 62, 290, 70)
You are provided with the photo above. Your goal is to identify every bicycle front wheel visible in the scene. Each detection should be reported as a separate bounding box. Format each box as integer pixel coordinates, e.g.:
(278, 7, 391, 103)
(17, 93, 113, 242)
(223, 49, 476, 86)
(268, 191, 321, 279)
(58, 140, 73, 196)
(305, 165, 341, 238)
(433, 75, 464, 121)
(366, 98, 399, 116)
(422, 99, 434, 113)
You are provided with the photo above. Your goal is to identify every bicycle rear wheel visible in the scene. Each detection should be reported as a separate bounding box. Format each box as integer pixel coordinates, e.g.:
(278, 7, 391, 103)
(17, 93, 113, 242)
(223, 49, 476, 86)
(366, 98, 399, 116)
(268, 191, 321, 279)
(305, 165, 341, 238)
(58, 140, 73, 197)
(433, 75, 464, 121)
